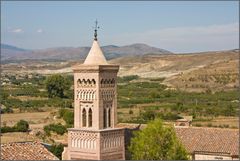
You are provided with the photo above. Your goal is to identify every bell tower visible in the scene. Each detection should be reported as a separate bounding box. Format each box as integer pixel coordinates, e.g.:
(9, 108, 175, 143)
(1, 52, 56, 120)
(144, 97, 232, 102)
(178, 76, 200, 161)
(63, 21, 125, 160)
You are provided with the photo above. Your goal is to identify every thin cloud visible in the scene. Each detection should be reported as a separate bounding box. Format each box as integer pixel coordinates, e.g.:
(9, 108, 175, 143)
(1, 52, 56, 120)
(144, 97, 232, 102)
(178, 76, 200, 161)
(37, 29, 43, 33)
(110, 23, 239, 53)
(9, 28, 24, 33)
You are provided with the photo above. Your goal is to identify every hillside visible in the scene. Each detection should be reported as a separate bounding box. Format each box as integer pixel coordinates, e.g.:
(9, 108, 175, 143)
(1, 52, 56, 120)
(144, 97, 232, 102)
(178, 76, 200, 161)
(1, 49, 238, 92)
(1, 43, 172, 61)
(110, 49, 238, 92)
(1, 44, 32, 60)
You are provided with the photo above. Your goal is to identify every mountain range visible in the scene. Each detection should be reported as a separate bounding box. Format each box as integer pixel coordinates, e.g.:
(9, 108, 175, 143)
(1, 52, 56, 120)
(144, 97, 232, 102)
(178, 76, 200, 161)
(1, 43, 172, 61)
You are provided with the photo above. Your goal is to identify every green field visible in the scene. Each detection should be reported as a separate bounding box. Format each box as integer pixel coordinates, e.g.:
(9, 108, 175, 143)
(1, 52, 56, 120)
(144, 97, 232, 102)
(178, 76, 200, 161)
(1, 74, 238, 129)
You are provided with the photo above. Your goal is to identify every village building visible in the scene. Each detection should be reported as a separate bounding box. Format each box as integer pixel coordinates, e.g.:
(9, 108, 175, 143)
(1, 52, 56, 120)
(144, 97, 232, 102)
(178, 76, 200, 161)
(175, 127, 239, 160)
(1, 141, 59, 160)
(61, 24, 238, 160)
(115, 123, 239, 160)
(62, 21, 125, 160)
(1, 24, 238, 161)
(174, 116, 193, 127)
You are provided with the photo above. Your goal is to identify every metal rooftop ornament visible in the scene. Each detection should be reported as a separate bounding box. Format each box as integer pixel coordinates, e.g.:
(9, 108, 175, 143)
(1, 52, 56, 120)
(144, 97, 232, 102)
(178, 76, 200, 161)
(94, 19, 100, 41)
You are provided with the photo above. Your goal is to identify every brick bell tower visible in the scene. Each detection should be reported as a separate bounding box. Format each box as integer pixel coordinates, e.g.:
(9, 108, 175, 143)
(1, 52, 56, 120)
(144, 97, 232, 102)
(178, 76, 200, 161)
(62, 21, 125, 160)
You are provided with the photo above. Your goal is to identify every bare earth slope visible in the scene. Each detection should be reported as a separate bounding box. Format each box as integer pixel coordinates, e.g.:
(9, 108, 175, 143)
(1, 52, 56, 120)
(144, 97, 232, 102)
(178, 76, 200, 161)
(2, 49, 238, 92)
(110, 49, 238, 92)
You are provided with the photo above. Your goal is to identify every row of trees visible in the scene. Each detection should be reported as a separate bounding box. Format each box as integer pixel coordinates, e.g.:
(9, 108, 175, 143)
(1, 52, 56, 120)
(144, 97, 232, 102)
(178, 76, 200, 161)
(1, 120, 29, 133)
(44, 123, 67, 136)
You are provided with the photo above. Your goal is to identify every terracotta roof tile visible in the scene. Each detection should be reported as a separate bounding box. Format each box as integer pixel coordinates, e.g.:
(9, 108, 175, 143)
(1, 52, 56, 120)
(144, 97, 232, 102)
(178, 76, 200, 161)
(175, 127, 239, 156)
(1, 141, 59, 160)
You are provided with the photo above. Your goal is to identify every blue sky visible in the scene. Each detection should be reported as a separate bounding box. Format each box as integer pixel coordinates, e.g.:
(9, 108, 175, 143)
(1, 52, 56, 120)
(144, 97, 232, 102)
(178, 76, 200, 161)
(1, 1, 239, 53)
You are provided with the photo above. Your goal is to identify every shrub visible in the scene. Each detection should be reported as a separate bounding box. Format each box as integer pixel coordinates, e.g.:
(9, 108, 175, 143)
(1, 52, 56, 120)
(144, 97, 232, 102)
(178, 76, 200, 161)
(195, 123, 202, 127)
(44, 123, 67, 136)
(58, 108, 69, 118)
(129, 109, 133, 115)
(15, 120, 29, 132)
(0, 107, 13, 114)
(1, 126, 16, 133)
(49, 143, 64, 160)
(150, 77, 165, 82)
(58, 108, 74, 126)
(0, 120, 29, 133)
(117, 75, 139, 83)
(207, 123, 213, 127)
(63, 111, 74, 126)
(140, 110, 155, 121)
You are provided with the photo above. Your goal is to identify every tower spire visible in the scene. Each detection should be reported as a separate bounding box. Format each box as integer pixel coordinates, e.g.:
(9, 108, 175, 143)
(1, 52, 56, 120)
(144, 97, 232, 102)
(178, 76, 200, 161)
(94, 19, 100, 41)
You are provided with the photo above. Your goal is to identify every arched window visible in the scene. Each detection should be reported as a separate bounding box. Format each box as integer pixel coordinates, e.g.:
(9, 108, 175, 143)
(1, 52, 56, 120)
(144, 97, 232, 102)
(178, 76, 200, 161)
(82, 108, 86, 127)
(103, 108, 107, 128)
(83, 79, 87, 86)
(77, 79, 81, 86)
(108, 108, 111, 127)
(88, 108, 92, 127)
(100, 79, 103, 87)
(92, 79, 96, 85)
(87, 79, 91, 85)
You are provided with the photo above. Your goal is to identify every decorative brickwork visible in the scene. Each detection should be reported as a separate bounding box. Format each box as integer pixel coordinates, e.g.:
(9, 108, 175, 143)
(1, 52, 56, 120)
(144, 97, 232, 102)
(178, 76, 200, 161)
(63, 39, 125, 160)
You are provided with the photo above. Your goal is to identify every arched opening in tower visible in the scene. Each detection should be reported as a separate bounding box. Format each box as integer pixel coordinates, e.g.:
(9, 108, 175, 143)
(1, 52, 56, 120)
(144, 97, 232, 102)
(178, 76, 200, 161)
(108, 108, 111, 127)
(82, 108, 86, 127)
(103, 108, 107, 128)
(88, 108, 92, 127)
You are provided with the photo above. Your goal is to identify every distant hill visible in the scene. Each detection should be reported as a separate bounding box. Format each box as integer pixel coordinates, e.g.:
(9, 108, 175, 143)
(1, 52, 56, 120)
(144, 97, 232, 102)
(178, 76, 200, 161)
(2, 48, 238, 92)
(1, 44, 28, 51)
(109, 49, 239, 92)
(1, 43, 172, 61)
(1, 44, 32, 60)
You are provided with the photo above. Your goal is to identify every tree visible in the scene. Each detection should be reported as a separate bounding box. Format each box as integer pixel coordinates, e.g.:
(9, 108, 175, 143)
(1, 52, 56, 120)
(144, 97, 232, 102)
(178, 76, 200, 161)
(45, 74, 71, 98)
(128, 119, 189, 160)
(1, 120, 29, 133)
(63, 110, 74, 126)
(15, 120, 29, 132)
(140, 110, 155, 121)
(43, 123, 67, 136)
(49, 143, 64, 160)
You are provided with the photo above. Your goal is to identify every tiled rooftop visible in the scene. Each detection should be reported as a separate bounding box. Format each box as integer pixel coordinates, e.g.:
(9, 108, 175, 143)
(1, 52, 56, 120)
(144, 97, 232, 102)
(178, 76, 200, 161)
(1, 141, 59, 160)
(175, 127, 239, 157)
(116, 123, 239, 157)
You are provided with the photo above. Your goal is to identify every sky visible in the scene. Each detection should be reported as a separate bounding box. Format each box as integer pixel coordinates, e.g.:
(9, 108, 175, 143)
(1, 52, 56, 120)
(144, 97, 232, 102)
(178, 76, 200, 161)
(1, 1, 239, 53)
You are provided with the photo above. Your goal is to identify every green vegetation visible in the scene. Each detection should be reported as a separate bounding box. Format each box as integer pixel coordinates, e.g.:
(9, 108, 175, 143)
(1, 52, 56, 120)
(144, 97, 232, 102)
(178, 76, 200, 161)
(1, 73, 238, 128)
(129, 119, 188, 160)
(45, 74, 71, 98)
(117, 81, 238, 123)
(150, 77, 165, 82)
(0, 106, 13, 114)
(49, 143, 64, 160)
(1, 97, 72, 112)
(117, 75, 139, 83)
(43, 123, 67, 136)
(1, 120, 29, 133)
(58, 108, 74, 127)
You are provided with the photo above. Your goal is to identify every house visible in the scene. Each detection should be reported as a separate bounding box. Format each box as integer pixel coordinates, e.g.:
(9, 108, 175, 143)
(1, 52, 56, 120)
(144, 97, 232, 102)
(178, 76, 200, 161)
(116, 123, 239, 160)
(1, 141, 59, 160)
(174, 115, 193, 127)
(175, 127, 239, 160)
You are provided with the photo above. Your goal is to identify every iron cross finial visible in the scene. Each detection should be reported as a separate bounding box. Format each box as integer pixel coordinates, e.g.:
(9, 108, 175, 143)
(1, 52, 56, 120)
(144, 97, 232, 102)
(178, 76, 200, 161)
(94, 19, 100, 41)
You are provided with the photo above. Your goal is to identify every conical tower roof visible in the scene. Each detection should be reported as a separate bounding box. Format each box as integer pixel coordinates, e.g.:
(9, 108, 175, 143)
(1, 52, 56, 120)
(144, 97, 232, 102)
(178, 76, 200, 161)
(83, 40, 108, 65)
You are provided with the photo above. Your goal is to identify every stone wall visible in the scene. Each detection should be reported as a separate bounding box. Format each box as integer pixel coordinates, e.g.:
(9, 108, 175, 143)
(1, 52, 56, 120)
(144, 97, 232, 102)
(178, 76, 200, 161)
(194, 154, 233, 160)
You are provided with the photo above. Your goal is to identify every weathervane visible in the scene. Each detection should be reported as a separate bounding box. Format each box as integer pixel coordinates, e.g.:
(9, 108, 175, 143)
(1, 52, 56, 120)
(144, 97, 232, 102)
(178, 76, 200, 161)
(94, 19, 100, 40)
